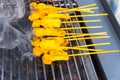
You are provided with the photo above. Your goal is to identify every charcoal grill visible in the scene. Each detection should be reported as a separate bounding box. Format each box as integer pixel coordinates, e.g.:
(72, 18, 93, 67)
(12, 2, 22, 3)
(0, 0, 120, 80)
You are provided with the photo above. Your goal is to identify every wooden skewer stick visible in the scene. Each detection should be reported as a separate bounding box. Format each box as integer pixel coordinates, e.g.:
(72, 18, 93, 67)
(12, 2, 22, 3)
(65, 32, 108, 36)
(75, 42, 110, 47)
(62, 47, 104, 51)
(63, 33, 107, 38)
(66, 36, 110, 40)
(41, 32, 107, 38)
(58, 4, 98, 12)
(62, 20, 101, 23)
(58, 8, 94, 13)
(34, 26, 103, 29)
(59, 26, 103, 29)
(70, 13, 108, 17)
(67, 7, 98, 12)
(85, 7, 98, 10)
(56, 4, 97, 11)
(69, 50, 120, 57)
(78, 4, 97, 9)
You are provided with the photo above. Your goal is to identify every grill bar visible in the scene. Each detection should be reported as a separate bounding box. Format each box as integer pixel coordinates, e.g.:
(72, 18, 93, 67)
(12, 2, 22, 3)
(51, 64, 56, 80)
(57, 1, 82, 80)
(58, 2, 81, 80)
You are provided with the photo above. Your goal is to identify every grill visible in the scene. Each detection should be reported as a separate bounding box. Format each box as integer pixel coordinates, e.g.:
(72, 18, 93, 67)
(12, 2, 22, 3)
(0, 0, 119, 80)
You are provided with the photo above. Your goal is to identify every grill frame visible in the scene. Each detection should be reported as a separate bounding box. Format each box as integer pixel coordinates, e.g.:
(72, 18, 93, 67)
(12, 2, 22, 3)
(0, 0, 110, 80)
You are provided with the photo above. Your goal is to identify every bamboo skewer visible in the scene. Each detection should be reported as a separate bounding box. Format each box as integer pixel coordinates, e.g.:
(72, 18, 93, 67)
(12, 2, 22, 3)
(62, 47, 103, 51)
(37, 32, 108, 38)
(58, 6, 98, 13)
(84, 7, 98, 10)
(34, 26, 103, 29)
(70, 13, 108, 17)
(62, 20, 101, 23)
(66, 36, 110, 40)
(58, 8, 93, 13)
(63, 33, 107, 38)
(58, 26, 103, 29)
(75, 42, 110, 47)
(78, 4, 97, 9)
(68, 50, 120, 57)
(65, 32, 108, 36)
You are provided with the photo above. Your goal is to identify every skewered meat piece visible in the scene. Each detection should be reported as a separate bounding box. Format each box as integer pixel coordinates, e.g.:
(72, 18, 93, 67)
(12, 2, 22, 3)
(33, 28, 66, 37)
(30, 2, 67, 12)
(31, 37, 68, 47)
(45, 37, 69, 46)
(45, 13, 70, 19)
(30, 37, 41, 47)
(32, 18, 61, 28)
(32, 20, 41, 27)
(40, 18, 61, 28)
(29, 11, 48, 21)
(33, 47, 44, 57)
(31, 37, 69, 57)
(39, 38, 68, 50)
(31, 37, 68, 50)
(39, 38, 62, 50)
(29, 9, 70, 21)
(42, 50, 69, 64)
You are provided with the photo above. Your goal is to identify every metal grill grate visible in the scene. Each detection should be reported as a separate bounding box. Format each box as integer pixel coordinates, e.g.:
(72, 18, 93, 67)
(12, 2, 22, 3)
(0, 0, 99, 80)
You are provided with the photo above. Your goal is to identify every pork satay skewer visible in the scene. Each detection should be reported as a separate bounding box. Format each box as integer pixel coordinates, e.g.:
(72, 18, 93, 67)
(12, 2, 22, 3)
(47, 13, 107, 19)
(69, 50, 120, 57)
(38, 13, 107, 19)
(30, 2, 96, 13)
(36, 32, 108, 38)
(32, 18, 100, 28)
(42, 50, 120, 65)
(33, 31, 107, 37)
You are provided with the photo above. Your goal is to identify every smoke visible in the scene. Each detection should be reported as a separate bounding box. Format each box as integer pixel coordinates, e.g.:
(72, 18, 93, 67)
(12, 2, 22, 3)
(0, 0, 34, 60)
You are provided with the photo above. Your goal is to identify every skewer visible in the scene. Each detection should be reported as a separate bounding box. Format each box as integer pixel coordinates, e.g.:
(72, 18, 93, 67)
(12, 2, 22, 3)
(58, 6, 98, 13)
(60, 26, 103, 29)
(37, 32, 107, 38)
(34, 26, 103, 29)
(65, 32, 108, 36)
(62, 47, 104, 51)
(62, 20, 101, 23)
(81, 7, 98, 10)
(66, 36, 110, 40)
(66, 7, 98, 12)
(58, 8, 93, 13)
(78, 4, 97, 9)
(70, 13, 108, 17)
(75, 42, 110, 47)
(69, 50, 120, 57)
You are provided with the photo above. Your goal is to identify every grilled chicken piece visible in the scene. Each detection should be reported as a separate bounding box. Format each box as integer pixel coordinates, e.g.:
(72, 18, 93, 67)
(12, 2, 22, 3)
(30, 2, 67, 11)
(33, 28, 66, 37)
(42, 50, 69, 65)
(46, 13, 70, 19)
(32, 18, 61, 28)
(40, 18, 61, 28)
(33, 47, 44, 57)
